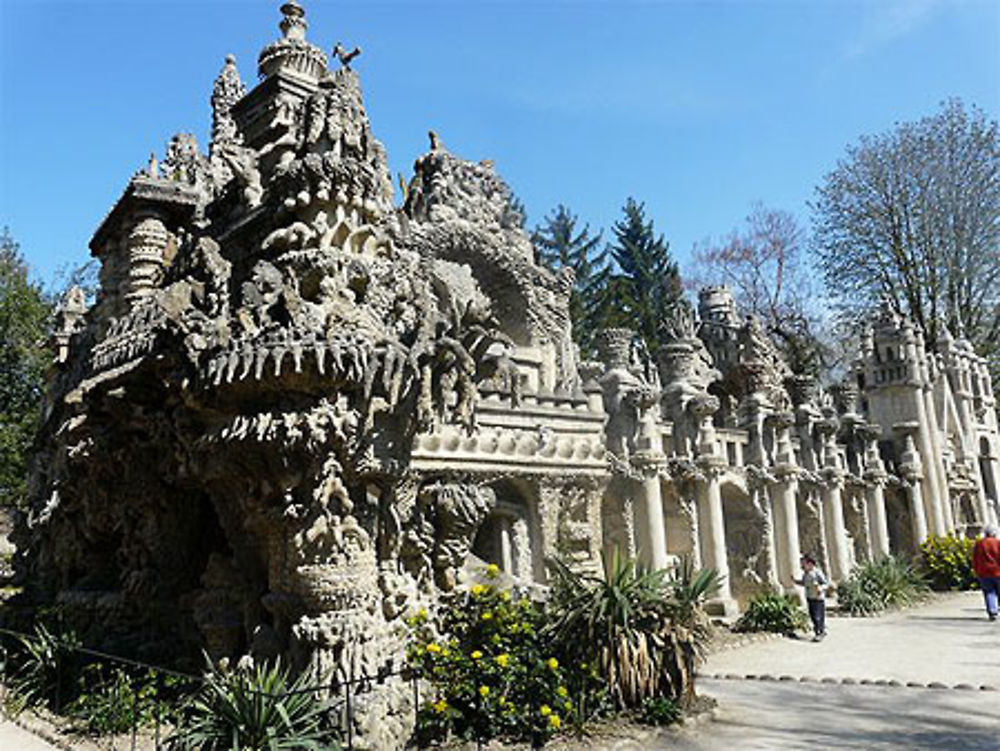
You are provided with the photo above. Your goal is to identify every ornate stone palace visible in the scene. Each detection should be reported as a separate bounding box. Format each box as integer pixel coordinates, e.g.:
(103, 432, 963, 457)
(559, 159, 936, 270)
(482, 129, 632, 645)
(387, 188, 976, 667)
(17, 3, 1000, 746)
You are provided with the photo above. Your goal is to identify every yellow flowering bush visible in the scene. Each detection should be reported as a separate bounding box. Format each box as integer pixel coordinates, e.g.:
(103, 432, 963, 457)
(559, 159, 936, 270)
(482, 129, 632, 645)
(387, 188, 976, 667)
(406, 573, 574, 746)
(919, 534, 977, 591)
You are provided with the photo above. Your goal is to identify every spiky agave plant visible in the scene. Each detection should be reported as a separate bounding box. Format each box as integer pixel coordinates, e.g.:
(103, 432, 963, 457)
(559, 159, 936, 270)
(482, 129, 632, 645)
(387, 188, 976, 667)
(169, 657, 339, 750)
(546, 551, 716, 711)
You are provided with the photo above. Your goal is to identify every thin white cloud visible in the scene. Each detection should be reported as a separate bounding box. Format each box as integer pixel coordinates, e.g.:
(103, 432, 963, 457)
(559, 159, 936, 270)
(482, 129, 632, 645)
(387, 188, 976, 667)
(844, 0, 944, 60)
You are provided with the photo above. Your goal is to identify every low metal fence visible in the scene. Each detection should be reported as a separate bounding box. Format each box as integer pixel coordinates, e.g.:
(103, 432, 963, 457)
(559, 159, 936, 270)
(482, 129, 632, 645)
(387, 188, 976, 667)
(0, 625, 431, 751)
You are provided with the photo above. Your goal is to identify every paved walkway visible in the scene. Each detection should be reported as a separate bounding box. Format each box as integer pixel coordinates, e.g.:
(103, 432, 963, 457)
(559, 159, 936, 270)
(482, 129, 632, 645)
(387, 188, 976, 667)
(646, 591, 1000, 750)
(702, 590, 998, 687)
(0, 720, 62, 750)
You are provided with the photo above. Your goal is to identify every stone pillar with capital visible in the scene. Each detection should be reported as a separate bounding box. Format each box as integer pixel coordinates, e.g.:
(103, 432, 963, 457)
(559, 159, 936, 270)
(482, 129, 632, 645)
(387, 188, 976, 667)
(691, 394, 737, 615)
(767, 411, 802, 595)
(817, 416, 851, 581)
(859, 423, 891, 558)
(895, 421, 929, 545)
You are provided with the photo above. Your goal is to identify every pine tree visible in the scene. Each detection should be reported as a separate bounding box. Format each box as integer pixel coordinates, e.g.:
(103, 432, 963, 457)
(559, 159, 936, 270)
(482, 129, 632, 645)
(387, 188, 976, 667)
(532, 205, 607, 355)
(599, 198, 687, 356)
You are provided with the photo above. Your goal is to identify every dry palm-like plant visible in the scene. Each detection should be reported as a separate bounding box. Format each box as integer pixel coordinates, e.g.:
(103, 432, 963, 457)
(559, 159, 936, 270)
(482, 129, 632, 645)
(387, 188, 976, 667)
(545, 551, 718, 711)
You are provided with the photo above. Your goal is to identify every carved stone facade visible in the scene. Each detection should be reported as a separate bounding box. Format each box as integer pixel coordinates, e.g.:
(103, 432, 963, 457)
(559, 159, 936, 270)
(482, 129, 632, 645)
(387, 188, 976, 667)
(17, 5, 1000, 748)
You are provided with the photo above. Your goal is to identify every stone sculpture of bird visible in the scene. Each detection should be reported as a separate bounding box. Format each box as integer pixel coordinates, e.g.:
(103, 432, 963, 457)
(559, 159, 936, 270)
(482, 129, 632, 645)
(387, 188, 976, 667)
(332, 42, 362, 68)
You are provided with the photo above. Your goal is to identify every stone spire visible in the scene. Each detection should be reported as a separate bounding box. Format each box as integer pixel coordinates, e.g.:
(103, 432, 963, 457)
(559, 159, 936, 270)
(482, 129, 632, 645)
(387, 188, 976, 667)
(210, 55, 246, 154)
(257, 1, 328, 80)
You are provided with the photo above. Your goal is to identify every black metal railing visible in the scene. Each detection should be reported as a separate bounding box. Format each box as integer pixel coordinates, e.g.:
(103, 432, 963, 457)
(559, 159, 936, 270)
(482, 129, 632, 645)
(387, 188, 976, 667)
(0, 626, 429, 751)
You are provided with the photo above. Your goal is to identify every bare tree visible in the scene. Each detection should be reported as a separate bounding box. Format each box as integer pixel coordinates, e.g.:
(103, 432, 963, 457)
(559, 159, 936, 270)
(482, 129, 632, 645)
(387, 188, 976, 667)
(691, 203, 828, 376)
(811, 99, 1000, 375)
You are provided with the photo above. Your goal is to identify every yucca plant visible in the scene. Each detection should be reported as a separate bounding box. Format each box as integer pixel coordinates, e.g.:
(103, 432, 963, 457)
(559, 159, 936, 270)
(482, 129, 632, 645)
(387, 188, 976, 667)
(545, 551, 717, 711)
(734, 589, 808, 634)
(169, 658, 339, 750)
(837, 556, 928, 616)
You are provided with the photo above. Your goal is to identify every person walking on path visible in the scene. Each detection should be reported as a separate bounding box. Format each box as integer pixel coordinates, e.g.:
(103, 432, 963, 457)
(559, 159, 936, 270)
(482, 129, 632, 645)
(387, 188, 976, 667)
(972, 524, 1000, 621)
(795, 555, 828, 641)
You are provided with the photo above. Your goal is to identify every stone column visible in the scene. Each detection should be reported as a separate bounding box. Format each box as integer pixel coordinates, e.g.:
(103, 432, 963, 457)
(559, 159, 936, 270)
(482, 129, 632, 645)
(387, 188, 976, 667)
(499, 517, 513, 574)
(896, 422, 929, 545)
(768, 411, 801, 595)
(820, 472, 850, 581)
(695, 460, 737, 616)
(915, 331, 953, 532)
(126, 214, 168, 302)
(632, 466, 669, 571)
(632, 383, 669, 571)
(859, 424, 891, 558)
(817, 417, 850, 581)
(688, 394, 736, 614)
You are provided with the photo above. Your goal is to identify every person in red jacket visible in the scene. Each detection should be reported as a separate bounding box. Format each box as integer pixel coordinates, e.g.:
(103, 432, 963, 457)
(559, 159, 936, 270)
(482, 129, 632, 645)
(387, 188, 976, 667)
(972, 524, 1000, 621)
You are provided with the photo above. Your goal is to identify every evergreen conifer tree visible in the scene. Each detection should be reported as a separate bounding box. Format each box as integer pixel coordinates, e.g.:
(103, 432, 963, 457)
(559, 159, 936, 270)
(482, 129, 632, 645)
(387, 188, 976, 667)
(599, 198, 687, 356)
(532, 205, 607, 354)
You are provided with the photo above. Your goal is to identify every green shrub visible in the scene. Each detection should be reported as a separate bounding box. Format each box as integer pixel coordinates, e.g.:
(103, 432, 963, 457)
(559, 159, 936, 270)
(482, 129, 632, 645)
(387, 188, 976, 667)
(918, 534, 976, 591)
(407, 565, 576, 747)
(836, 556, 928, 616)
(734, 590, 808, 634)
(70, 666, 162, 735)
(639, 696, 681, 726)
(169, 658, 338, 750)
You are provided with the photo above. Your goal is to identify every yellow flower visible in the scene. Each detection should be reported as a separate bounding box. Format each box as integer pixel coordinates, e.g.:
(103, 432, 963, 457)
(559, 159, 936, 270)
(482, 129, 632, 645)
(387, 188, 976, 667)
(471, 650, 483, 660)
(425, 643, 441, 654)
(479, 685, 490, 698)
(481, 611, 493, 621)
(549, 714, 561, 730)
(441, 648, 450, 657)
(564, 700, 573, 711)
(495, 653, 510, 668)
(547, 657, 559, 670)
(433, 699, 447, 714)
(498, 696, 507, 707)
(556, 685, 568, 697)
(499, 591, 511, 602)
(416, 607, 428, 620)
(486, 563, 500, 578)
(540, 704, 552, 717)
(471, 584, 486, 597)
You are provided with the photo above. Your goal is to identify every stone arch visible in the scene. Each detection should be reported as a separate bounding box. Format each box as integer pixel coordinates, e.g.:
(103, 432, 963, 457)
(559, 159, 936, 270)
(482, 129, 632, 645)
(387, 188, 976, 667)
(979, 436, 997, 507)
(884, 487, 915, 554)
(796, 488, 827, 574)
(601, 476, 636, 566)
(842, 489, 870, 565)
(471, 479, 540, 583)
(661, 479, 697, 563)
(720, 478, 768, 609)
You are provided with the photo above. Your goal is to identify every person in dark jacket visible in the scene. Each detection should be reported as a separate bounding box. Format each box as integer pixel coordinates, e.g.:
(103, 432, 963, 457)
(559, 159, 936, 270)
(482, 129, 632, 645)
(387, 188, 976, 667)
(972, 524, 1000, 621)
(795, 554, 828, 641)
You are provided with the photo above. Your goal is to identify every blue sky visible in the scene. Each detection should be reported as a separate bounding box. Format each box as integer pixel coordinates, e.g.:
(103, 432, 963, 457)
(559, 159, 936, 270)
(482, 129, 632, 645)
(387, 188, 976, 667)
(1, 0, 998, 288)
